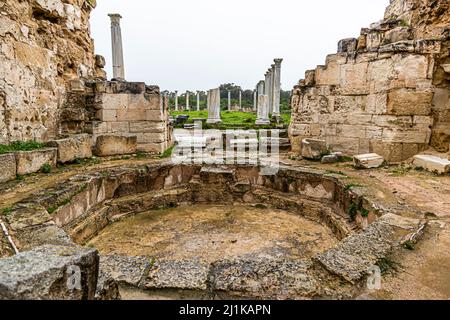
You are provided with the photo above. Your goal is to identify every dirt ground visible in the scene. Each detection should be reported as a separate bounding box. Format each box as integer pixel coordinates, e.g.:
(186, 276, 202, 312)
(88, 204, 339, 262)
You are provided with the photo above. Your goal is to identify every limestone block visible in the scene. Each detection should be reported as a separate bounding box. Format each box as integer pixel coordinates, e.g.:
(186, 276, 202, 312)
(15, 148, 57, 175)
(413, 155, 450, 174)
(382, 128, 430, 144)
(107, 122, 129, 133)
(0, 245, 99, 300)
(138, 142, 167, 154)
(337, 38, 357, 53)
(393, 54, 429, 83)
(94, 135, 137, 157)
(47, 134, 92, 163)
(116, 109, 146, 122)
(129, 94, 160, 110)
(321, 152, 343, 164)
(0, 153, 16, 183)
(339, 62, 369, 95)
(304, 70, 316, 86)
(145, 110, 165, 122)
(97, 109, 117, 122)
(101, 93, 129, 110)
(69, 79, 85, 92)
(387, 89, 433, 116)
(382, 27, 412, 44)
(353, 153, 385, 169)
(315, 63, 340, 86)
(129, 121, 166, 133)
(301, 138, 329, 160)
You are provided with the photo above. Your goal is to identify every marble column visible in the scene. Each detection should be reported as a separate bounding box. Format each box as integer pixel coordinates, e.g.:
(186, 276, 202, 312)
(227, 90, 231, 111)
(268, 64, 275, 114)
(196, 91, 200, 111)
(174, 91, 178, 111)
(253, 90, 257, 111)
(257, 80, 265, 97)
(271, 58, 283, 120)
(255, 94, 270, 125)
(239, 90, 242, 110)
(186, 92, 190, 110)
(108, 14, 125, 80)
(207, 88, 221, 124)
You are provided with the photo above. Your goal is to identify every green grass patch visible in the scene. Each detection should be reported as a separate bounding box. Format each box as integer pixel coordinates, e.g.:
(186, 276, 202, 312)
(170, 110, 291, 129)
(2, 207, 13, 215)
(41, 163, 52, 174)
(344, 183, 363, 191)
(160, 145, 175, 159)
(0, 141, 46, 154)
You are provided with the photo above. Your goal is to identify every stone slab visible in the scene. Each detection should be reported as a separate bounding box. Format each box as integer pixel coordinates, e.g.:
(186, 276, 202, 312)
(301, 139, 328, 160)
(353, 153, 385, 169)
(0, 245, 99, 300)
(15, 148, 57, 175)
(47, 134, 92, 163)
(94, 135, 137, 157)
(413, 154, 450, 174)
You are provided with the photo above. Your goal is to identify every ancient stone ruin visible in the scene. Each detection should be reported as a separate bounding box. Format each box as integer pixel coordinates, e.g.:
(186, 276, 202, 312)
(0, 0, 449, 301)
(289, 0, 449, 162)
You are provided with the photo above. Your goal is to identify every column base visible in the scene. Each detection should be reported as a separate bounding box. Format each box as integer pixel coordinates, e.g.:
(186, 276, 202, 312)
(207, 119, 222, 124)
(271, 114, 283, 123)
(255, 119, 271, 125)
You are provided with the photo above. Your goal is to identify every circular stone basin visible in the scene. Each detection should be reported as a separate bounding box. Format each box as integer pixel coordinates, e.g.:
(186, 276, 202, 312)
(88, 204, 339, 262)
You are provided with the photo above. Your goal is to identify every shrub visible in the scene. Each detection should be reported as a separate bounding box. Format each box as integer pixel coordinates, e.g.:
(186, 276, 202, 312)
(41, 163, 52, 174)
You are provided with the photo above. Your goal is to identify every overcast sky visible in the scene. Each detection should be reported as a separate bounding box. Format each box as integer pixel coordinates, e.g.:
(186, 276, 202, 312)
(90, 0, 388, 92)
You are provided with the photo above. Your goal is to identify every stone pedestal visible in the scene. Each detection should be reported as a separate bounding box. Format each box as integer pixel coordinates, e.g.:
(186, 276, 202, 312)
(207, 88, 221, 124)
(256, 95, 270, 125)
(108, 14, 125, 80)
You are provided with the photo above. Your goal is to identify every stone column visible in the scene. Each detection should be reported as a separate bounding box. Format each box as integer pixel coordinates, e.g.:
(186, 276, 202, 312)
(256, 95, 270, 125)
(268, 65, 275, 114)
(257, 80, 265, 97)
(253, 90, 257, 111)
(239, 90, 242, 110)
(196, 91, 200, 111)
(272, 58, 283, 120)
(108, 14, 125, 80)
(174, 91, 178, 111)
(227, 90, 231, 111)
(207, 88, 221, 124)
(186, 92, 190, 111)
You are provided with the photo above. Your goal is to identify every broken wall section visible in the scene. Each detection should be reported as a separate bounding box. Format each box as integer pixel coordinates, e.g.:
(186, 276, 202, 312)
(289, 0, 449, 161)
(61, 80, 172, 154)
(0, 0, 104, 145)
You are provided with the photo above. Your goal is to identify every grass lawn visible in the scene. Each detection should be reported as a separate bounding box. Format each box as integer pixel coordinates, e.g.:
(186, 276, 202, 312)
(170, 110, 291, 129)
(0, 141, 46, 155)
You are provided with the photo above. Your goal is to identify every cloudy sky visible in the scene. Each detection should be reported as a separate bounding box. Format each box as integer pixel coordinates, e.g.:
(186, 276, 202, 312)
(90, 0, 388, 92)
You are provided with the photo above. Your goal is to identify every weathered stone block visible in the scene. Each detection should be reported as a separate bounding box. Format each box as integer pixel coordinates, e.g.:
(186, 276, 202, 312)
(0, 153, 16, 183)
(353, 153, 385, 169)
(413, 155, 450, 174)
(301, 139, 328, 160)
(387, 89, 433, 115)
(94, 135, 137, 157)
(0, 245, 99, 300)
(321, 152, 343, 164)
(47, 134, 92, 163)
(15, 148, 57, 175)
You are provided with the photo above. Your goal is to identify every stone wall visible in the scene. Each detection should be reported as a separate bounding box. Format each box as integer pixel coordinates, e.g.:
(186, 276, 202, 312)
(289, 0, 450, 161)
(0, 0, 105, 145)
(61, 80, 172, 153)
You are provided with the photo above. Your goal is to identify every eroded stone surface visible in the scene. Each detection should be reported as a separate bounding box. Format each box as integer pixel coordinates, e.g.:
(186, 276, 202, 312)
(15, 148, 57, 175)
(0, 153, 16, 183)
(413, 154, 450, 174)
(47, 134, 92, 163)
(94, 135, 137, 157)
(0, 245, 99, 300)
